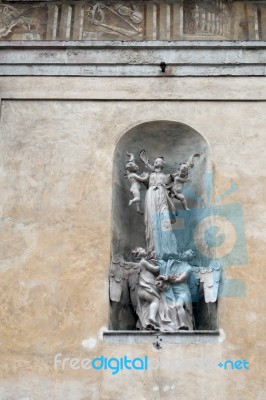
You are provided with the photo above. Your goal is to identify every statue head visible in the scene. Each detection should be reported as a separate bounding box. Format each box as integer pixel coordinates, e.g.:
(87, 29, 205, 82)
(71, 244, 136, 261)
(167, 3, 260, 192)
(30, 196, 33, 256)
(149, 250, 157, 259)
(181, 249, 195, 261)
(132, 247, 147, 259)
(126, 161, 139, 172)
(154, 157, 166, 169)
(126, 152, 139, 172)
(179, 163, 189, 175)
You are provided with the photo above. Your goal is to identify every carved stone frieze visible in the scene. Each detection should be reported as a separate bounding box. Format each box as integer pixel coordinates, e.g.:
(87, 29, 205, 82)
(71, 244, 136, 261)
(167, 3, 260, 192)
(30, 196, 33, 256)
(87, 3, 143, 38)
(0, 3, 40, 38)
(0, 1, 263, 41)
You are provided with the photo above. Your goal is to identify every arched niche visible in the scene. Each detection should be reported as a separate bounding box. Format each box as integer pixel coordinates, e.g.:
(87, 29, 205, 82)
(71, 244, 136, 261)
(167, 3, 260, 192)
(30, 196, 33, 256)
(110, 120, 217, 331)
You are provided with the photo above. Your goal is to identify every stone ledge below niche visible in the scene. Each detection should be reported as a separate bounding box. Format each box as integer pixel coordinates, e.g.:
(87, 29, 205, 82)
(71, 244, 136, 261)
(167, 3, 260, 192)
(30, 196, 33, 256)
(103, 330, 223, 345)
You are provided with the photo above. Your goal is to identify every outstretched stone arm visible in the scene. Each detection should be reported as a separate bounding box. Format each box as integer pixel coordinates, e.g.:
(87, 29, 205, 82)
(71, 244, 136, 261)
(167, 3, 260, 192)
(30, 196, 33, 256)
(130, 172, 149, 183)
(124, 261, 139, 268)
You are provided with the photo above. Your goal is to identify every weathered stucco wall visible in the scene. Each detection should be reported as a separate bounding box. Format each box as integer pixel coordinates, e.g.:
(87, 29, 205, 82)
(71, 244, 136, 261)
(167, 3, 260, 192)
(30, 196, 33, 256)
(0, 76, 265, 399)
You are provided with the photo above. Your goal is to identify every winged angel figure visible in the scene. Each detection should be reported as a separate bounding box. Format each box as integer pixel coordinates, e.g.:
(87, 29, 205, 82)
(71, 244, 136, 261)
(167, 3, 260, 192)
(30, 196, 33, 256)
(110, 249, 222, 331)
(110, 249, 176, 331)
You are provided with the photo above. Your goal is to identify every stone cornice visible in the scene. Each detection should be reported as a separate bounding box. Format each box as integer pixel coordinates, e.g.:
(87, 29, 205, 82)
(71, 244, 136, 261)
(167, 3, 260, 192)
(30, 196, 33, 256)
(0, 40, 265, 76)
(1, 40, 266, 48)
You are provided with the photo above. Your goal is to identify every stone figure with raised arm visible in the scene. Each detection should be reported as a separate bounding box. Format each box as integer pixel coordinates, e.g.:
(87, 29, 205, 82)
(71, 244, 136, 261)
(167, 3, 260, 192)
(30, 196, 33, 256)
(125, 152, 149, 214)
(139, 150, 177, 257)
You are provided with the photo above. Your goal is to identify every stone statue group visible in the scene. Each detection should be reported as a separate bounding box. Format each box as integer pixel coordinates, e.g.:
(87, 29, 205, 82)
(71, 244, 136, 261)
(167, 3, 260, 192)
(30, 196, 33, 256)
(110, 150, 221, 332)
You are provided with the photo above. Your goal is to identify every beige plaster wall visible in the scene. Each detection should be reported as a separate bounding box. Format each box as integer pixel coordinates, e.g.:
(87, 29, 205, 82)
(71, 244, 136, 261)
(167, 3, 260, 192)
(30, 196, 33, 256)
(0, 77, 265, 399)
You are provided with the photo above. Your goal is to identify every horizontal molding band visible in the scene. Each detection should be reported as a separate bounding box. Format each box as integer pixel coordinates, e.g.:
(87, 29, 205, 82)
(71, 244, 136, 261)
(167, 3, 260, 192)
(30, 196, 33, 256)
(1, 77, 265, 100)
(0, 64, 265, 76)
(103, 330, 224, 344)
(1, 41, 265, 76)
(1, 40, 266, 49)
(1, 50, 266, 65)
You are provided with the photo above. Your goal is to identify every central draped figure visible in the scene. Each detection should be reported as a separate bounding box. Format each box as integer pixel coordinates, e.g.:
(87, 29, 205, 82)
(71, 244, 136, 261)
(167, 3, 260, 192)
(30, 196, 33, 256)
(140, 151, 177, 258)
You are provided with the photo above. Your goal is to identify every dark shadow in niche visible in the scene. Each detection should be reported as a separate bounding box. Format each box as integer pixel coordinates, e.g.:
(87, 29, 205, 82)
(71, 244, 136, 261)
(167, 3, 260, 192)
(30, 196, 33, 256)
(110, 120, 218, 331)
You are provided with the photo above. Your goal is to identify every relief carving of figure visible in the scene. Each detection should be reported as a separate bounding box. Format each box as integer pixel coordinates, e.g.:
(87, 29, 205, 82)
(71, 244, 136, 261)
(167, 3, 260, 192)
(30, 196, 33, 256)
(0, 4, 39, 38)
(87, 3, 143, 38)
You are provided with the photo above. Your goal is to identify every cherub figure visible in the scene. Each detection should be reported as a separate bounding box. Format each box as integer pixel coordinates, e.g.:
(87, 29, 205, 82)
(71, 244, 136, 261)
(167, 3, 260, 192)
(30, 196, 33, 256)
(126, 152, 149, 215)
(170, 153, 200, 210)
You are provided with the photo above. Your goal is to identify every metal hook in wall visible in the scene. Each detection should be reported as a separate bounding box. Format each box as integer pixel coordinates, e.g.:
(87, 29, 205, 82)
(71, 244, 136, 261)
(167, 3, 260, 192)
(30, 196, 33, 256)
(160, 61, 166, 72)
